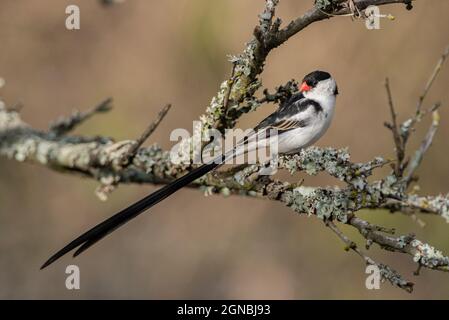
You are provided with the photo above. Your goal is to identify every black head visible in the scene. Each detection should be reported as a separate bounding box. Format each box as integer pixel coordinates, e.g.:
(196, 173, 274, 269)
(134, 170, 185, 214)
(300, 70, 338, 95)
(302, 70, 331, 87)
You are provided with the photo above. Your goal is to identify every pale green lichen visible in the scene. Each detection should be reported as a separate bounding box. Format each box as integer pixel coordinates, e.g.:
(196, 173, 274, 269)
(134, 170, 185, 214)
(315, 0, 333, 10)
(201, 185, 215, 196)
(280, 147, 386, 190)
(278, 147, 391, 222)
(406, 194, 449, 223)
(396, 235, 409, 249)
(377, 263, 413, 292)
(400, 118, 413, 137)
(14, 138, 40, 162)
(283, 186, 353, 222)
(220, 187, 231, 197)
(134, 144, 189, 178)
(233, 165, 259, 186)
(410, 239, 449, 270)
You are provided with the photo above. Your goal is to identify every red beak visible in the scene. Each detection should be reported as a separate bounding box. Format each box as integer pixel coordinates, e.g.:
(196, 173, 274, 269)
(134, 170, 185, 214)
(300, 81, 312, 92)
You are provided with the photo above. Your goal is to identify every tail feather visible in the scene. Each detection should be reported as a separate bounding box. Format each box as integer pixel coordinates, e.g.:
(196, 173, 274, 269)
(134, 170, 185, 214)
(40, 162, 219, 269)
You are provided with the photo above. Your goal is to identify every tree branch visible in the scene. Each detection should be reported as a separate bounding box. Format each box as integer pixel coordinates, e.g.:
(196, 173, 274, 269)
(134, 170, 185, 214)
(326, 220, 414, 292)
(48, 98, 113, 137)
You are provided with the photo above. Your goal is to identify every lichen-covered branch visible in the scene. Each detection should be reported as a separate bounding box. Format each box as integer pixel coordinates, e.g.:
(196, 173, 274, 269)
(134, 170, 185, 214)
(325, 220, 414, 292)
(1, 0, 447, 293)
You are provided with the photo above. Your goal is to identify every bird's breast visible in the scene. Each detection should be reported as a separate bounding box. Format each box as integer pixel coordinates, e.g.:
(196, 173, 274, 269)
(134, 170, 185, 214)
(278, 107, 335, 154)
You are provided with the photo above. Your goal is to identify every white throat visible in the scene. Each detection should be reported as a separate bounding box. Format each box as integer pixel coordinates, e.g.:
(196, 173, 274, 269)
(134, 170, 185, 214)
(303, 77, 337, 113)
(304, 90, 336, 113)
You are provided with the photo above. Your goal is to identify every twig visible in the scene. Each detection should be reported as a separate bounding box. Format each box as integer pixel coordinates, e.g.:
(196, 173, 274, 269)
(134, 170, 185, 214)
(381, 45, 448, 186)
(404, 108, 440, 184)
(326, 220, 361, 257)
(120, 103, 172, 165)
(384, 78, 405, 175)
(101, 0, 125, 6)
(348, 215, 449, 273)
(326, 220, 414, 292)
(49, 98, 113, 136)
(260, 80, 298, 104)
(416, 45, 449, 114)
(400, 45, 449, 146)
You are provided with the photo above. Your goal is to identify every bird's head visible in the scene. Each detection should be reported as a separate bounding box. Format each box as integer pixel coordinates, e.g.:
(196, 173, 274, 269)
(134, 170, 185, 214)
(299, 70, 338, 98)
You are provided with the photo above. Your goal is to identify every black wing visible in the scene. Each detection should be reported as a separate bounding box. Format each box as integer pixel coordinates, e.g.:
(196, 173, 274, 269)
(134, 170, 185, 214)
(254, 92, 321, 133)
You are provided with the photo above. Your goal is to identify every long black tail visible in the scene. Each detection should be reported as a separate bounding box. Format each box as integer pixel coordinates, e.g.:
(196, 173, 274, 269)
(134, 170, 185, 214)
(40, 162, 220, 269)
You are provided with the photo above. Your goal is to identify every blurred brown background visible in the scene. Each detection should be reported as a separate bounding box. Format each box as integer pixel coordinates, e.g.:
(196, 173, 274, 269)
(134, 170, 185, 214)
(0, 0, 449, 299)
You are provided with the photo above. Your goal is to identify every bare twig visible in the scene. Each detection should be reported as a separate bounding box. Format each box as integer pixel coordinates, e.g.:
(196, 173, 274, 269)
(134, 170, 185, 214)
(381, 45, 448, 187)
(348, 215, 449, 273)
(416, 45, 449, 114)
(101, 0, 125, 6)
(49, 98, 113, 136)
(121, 103, 172, 165)
(326, 220, 364, 258)
(404, 108, 441, 184)
(384, 78, 405, 175)
(326, 220, 414, 292)
(400, 46, 449, 146)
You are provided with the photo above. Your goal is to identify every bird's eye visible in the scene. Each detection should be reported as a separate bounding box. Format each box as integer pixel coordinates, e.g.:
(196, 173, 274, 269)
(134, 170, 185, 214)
(306, 79, 316, 87)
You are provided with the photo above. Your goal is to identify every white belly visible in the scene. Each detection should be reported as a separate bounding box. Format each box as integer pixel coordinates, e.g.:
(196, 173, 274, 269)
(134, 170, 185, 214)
(277, 108, 334, 154)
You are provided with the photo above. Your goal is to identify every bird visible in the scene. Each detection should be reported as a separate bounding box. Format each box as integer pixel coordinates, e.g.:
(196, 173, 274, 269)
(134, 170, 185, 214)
(40, 70, 338, 269)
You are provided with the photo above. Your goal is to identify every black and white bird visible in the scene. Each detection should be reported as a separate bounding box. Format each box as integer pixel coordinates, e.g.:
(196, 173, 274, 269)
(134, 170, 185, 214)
(41, 70, 338, 269)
